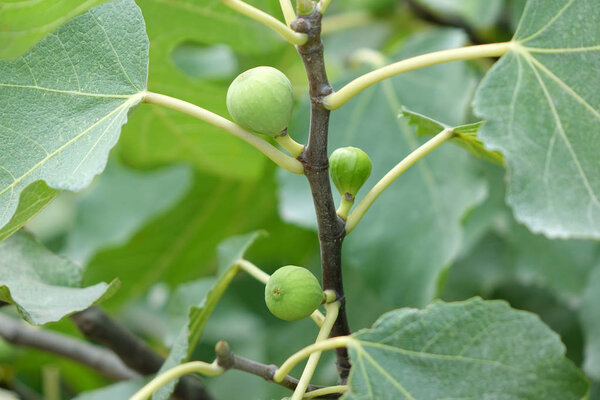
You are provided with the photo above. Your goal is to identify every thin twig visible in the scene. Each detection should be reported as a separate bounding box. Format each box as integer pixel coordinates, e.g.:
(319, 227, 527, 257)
(0, 313, 138, 381)
(292, 9, 352, 382)
(71, 307, 213, 400)
(214, 341, 343, 399)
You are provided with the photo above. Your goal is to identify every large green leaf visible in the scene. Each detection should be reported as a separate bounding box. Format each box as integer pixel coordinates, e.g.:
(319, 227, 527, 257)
(279, 29, 487, 306)
(116, 0, 284, 180)
(0, 0, 110, 59)
(474, 0, 600, 239)
(0, 231, 118, 325)
(153, 232, 262, 400)
(582, 266, 600, 380)
(0, 0, 148, 233)
(63, 162, 192, 264)
(344, 298, 589, 400)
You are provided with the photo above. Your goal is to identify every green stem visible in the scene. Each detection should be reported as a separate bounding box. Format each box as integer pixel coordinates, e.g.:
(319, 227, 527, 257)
(345, 129, 455, 234)
(237, 259, 270, 284)
(276, 133, 305, 158)
(143, 92, 304, 175)
(291, 302, 341, 400)
(304, 385, 348, 399)
(324, 42, 513, 110)
(236, 259, 325, 326)
(336, 198, 353, 220)
(221, 0, 307, 45)
(274, 336, 353, 383)
(279, 0, 296, 25)
(129, 361, 224, 400)
(317, 0, 333, 14)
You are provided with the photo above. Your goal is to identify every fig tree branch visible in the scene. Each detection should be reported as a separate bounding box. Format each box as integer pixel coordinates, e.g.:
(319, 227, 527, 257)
(142, 92, 304, 175)
(0, 313, 138, 381)
(214, 341, 343, 399)
(71, 307, 214, 400)
(292, 8, 352, 382)
(323, 42, 512, 110)
(220, 0, 307, 45)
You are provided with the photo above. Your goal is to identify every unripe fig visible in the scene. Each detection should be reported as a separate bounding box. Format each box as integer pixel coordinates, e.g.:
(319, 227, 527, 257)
(329, 147, 372, 200)
(226, 66, 294, 137)
(265, 266, 324, 321)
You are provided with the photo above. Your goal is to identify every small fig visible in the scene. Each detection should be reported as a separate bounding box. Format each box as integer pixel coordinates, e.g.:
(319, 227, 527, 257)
(329, 147, 372, 200)
(265, 266, 323, 321)
(226, 66, 294, 137)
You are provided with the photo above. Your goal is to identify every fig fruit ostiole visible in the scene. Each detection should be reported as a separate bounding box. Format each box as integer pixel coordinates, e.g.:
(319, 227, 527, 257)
(329, 146, 372, 220)
(265, 266, 324, 322)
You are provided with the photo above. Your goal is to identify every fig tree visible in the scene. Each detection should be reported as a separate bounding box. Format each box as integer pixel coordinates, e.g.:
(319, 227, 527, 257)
(265, 266, 324, 321)
(226, 66, 294, 137)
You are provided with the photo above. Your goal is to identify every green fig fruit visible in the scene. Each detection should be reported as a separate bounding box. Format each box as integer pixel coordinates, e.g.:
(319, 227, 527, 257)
(329, 147, 372, 200)
(265, 266, 324, 321)
(226, 66, 294, 137)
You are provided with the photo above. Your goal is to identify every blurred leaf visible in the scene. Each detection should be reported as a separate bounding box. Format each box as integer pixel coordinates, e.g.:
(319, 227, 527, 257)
(0, 0, 148, 233)
(116, 0, 285, 180)
(0, 182, 59, 243)
(154, 232, 261, 400)
(279, 29, 487, 307)
(344, 297, 588, 399)
(63, 162, 192, 264)
(582, 266, 600, 380)
(412, 0, 504, 30)
(71, 378, 147, 400)
(0, 0, 110, 59)
(0, 231, 118, 325)
(474, 0, 600, 239)
(507, 223, 600, 306)
(83, 167, 297, 308)
(401, 109, 503, 164)
(171, 43, 238, 80)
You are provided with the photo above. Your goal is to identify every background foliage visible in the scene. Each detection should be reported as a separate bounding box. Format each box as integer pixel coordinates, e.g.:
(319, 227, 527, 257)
(0, 0, 598, 399)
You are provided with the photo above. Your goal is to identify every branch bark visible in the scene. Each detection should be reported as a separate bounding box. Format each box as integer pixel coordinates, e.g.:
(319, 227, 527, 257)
(0, 313, 138, 381)
(292, 10, 352, 382)
(71, 307, 214, 400)
(214, 341, 342, 399)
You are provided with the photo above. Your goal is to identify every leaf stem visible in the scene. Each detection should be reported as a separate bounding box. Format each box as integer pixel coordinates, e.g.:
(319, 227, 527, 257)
(279, 0, 296, 25)
(345, 129, 455, 234)
(129, 361, 224, 400)
(318, 0, 333, 14)
(236, 259, 325, 326)
(274, 336, 353, 383)
(221, 0, 307, 45)
(236, 259, 270, 284)
(291, 302, 341, 400)
(324, 42, 513, 110)
(304, 385, 348, 399)
(276, 132, 305, 158)
(143, 92, 304, 175)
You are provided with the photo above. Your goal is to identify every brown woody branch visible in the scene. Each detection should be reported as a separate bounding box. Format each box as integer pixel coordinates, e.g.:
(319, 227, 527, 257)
(71, 307, 213, 400)
(0, 313, 138, 381)
(215, 341, 342, 399)
(291, 10, 352, 382)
